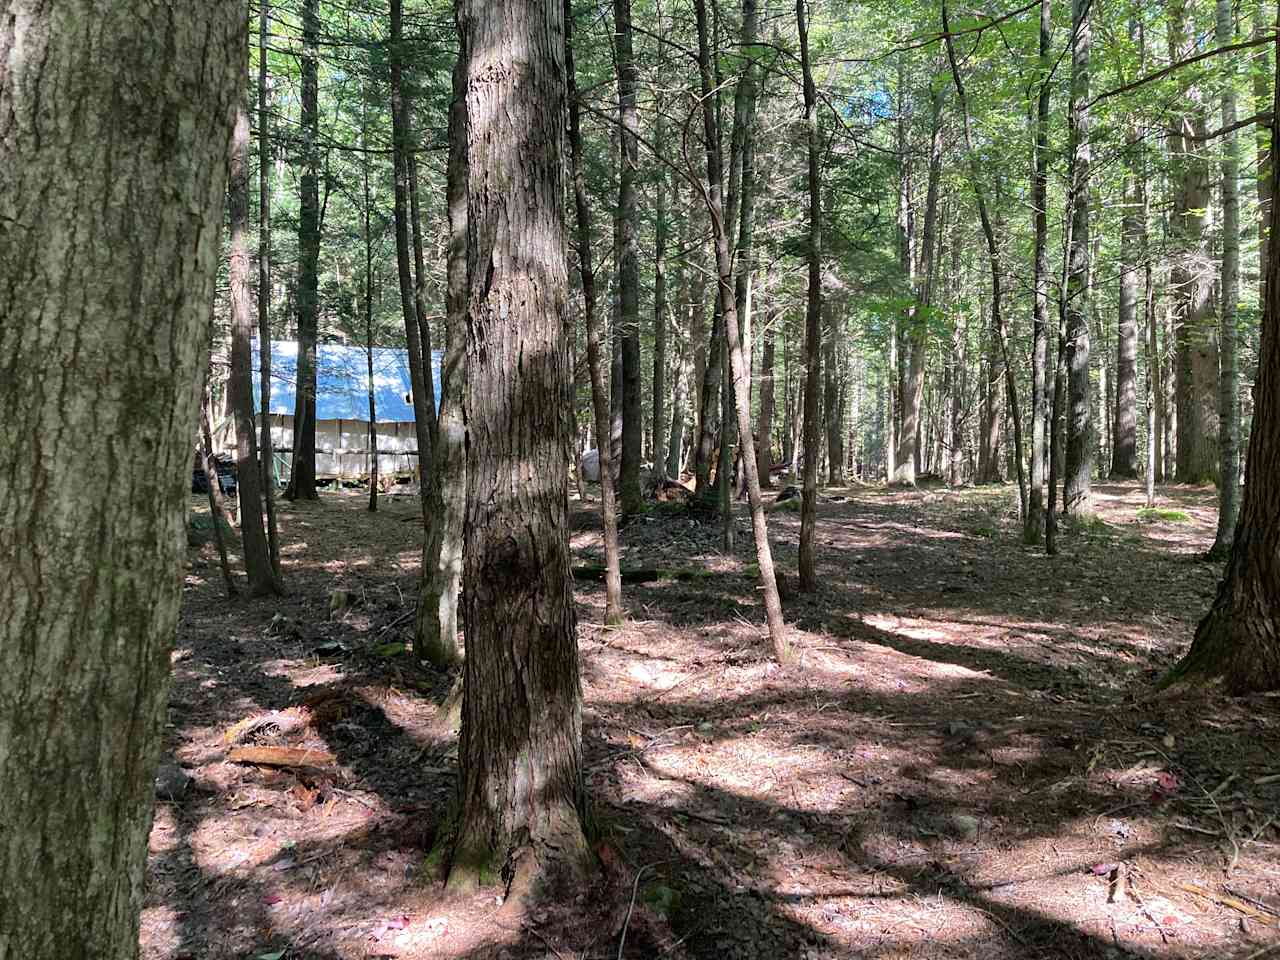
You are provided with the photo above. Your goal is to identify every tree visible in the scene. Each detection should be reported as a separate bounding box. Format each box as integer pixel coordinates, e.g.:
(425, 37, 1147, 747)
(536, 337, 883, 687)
(446, 0, 590, 895)
(1210, 0, 1242, 557)
(0, 4, 241, 954)
(285, 0, 322, 501)
(797, 0, 823, 593)
(1027, 0, 1052, 540)
(258, 0, 282, 578)
(615, 0, 644, 516)
(228, 99, 281, 594)
(416, 45, 468, 668)
(567, 0, 624, 624)
(1167, 38, 1280, 693)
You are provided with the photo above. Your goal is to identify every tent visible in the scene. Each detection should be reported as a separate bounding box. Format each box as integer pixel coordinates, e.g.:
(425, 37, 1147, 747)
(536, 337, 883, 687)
(251, 340, 442, 483)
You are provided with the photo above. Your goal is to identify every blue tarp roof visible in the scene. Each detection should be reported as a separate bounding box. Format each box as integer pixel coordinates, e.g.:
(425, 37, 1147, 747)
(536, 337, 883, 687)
(252, 340, 442, 422)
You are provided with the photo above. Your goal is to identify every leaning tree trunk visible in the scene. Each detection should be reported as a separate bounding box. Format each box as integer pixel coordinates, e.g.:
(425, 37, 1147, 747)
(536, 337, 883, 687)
(567, 0, 623, 623)
(416, 47, 468, 668)
(447, 0, 590, 897)
(1167, 29, 1280, 693)
(1210, 0, 1242, 558)
(797, 0, 824, 593)
(0, 5, 240, 955)
(695, 0, 789, 660)
(228, 100, 279, 594)
(285, 0, 321, 501)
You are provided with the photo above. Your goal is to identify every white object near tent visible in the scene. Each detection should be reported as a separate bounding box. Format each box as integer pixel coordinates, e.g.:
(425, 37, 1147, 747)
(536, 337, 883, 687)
(251, 340, 442, 484)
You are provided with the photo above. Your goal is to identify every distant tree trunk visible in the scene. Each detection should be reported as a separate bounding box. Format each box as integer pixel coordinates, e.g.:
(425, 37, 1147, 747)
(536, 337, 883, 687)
(1063, 0, 1093, 512)
(1168, 0, 1219, 485)
(614, 0, 643, 515)
(1028, 0, 1052, 539)
(567, 0, 623, 623)
(1211, 0, 1242, 557)
(447, 0, 590, 895)
(362, 134, 378, 514)
(390, 0, 434, 500)
(285, 0, 321, 501)
(408, 152, 436, 441)
(0, 4, 240, 953)
(653, 159, 669, 483)
(824, 307, 843, 486)
(1168, 37, 1280, 692)
(1112, 125, 1141, 479)
(695, 0, 789, 660)
(757, 310, 777, 488)
(258, 0, 282, 578)
(694, 308, 724, 493)
(416, 45, 467, 668)
(798, 0, 823, 593)
(201, 393, 238, 598)
(228, 102, 279, 594)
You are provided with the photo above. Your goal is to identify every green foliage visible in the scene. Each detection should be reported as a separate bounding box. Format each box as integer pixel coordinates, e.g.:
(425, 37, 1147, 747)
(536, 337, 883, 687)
(1137, 507, 1192, 523)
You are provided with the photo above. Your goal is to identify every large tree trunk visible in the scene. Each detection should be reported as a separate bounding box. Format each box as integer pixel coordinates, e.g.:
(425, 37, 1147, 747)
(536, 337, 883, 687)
(416, 46, 468, 667)
(258, 0, 282, 578)
(447, 0, 589, 896)
(1211, 0, 1243, 556)
(567, 0, 623, 623)
(0, 4, 240, 953)
(1169, 28, 1280, 692)
(390, 0, 434, 500)
(285, 0, 321, 501)
(1168, 0, 1220, 485)
(797, 0, 823, 593)
(1112, 128, 1141, 479)
(1063, 0, 1093, 512)
(614, 0, 643, 515)
(228, 102, 279, 594)
(1255, 0, 1274, 308)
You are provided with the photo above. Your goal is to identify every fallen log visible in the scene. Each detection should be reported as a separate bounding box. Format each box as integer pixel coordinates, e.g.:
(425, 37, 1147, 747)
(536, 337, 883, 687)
(227, 746, 336, 769)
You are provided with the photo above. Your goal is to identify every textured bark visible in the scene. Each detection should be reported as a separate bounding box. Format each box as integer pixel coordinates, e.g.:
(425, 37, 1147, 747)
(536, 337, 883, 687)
(258, 0, 282, 578)
(1063, 0, 1093, 513)
(0, 4, 241, 955)
(390, 0, 434, 499)
(614, 0, 643, 516)
(566, 0, 623, 624)
(1168, 0, 1219, 486)
(448, 0, 589, 894)
(695, 0, 789, 660)
(1028, 0, 1051, 540)
(1112, 133, 1141, 479)
(1211, 0, 1243, 557)
(228, 102, 279, 594)
(1255, 0, 1274, 308)
(1169, 38, 1280, 691)
(416, 47, 467, 668)
(797, 0, 823, 593)
(285, 0, 321, 501)
(408, 152, 436, 444)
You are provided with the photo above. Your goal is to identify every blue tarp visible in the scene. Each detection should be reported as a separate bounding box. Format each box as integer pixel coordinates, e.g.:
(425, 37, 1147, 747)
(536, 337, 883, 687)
(252, 340, 442, 422)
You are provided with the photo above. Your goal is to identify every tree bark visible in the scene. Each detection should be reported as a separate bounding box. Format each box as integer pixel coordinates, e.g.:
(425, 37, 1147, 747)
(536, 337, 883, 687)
(0, 4, 240, 954)
(614, 0, 643, 515)
(1211, 0, 1243, 557)
(1168, 21, 1280, 692)
(229, 100, 279, 593)
(757, 309, 777, 488)
(285, 0, 321, 500)
(201, 392, 238, 598)
(1063, 0, 1093, 512)
(798, 0, 823, 594)
(1112, 129, 1141, 479)
(390, 0, 434, 501)
(416, 43, 467, 668)
(567, 0, 623, 623)
(258, 0, 282, 579)
(447, 0, 590, 895)
(361, 119, 378, 514)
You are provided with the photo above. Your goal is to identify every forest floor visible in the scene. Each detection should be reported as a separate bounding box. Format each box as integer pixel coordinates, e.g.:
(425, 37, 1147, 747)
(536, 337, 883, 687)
(146, 479, 1280, 960)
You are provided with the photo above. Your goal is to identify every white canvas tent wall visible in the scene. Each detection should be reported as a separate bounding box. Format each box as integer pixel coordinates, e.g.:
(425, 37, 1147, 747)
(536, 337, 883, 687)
(252, 340, 442, 483)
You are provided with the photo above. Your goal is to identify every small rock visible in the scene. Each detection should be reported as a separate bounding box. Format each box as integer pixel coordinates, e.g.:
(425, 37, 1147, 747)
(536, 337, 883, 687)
(154, 763, 192, 800)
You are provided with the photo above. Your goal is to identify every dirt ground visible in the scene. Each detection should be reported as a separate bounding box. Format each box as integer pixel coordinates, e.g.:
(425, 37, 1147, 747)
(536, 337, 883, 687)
(145, 479, 1280, 960)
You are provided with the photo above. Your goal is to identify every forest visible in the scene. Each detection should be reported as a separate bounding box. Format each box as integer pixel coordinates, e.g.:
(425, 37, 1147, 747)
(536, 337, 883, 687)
(1, 0, 1279, 957)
